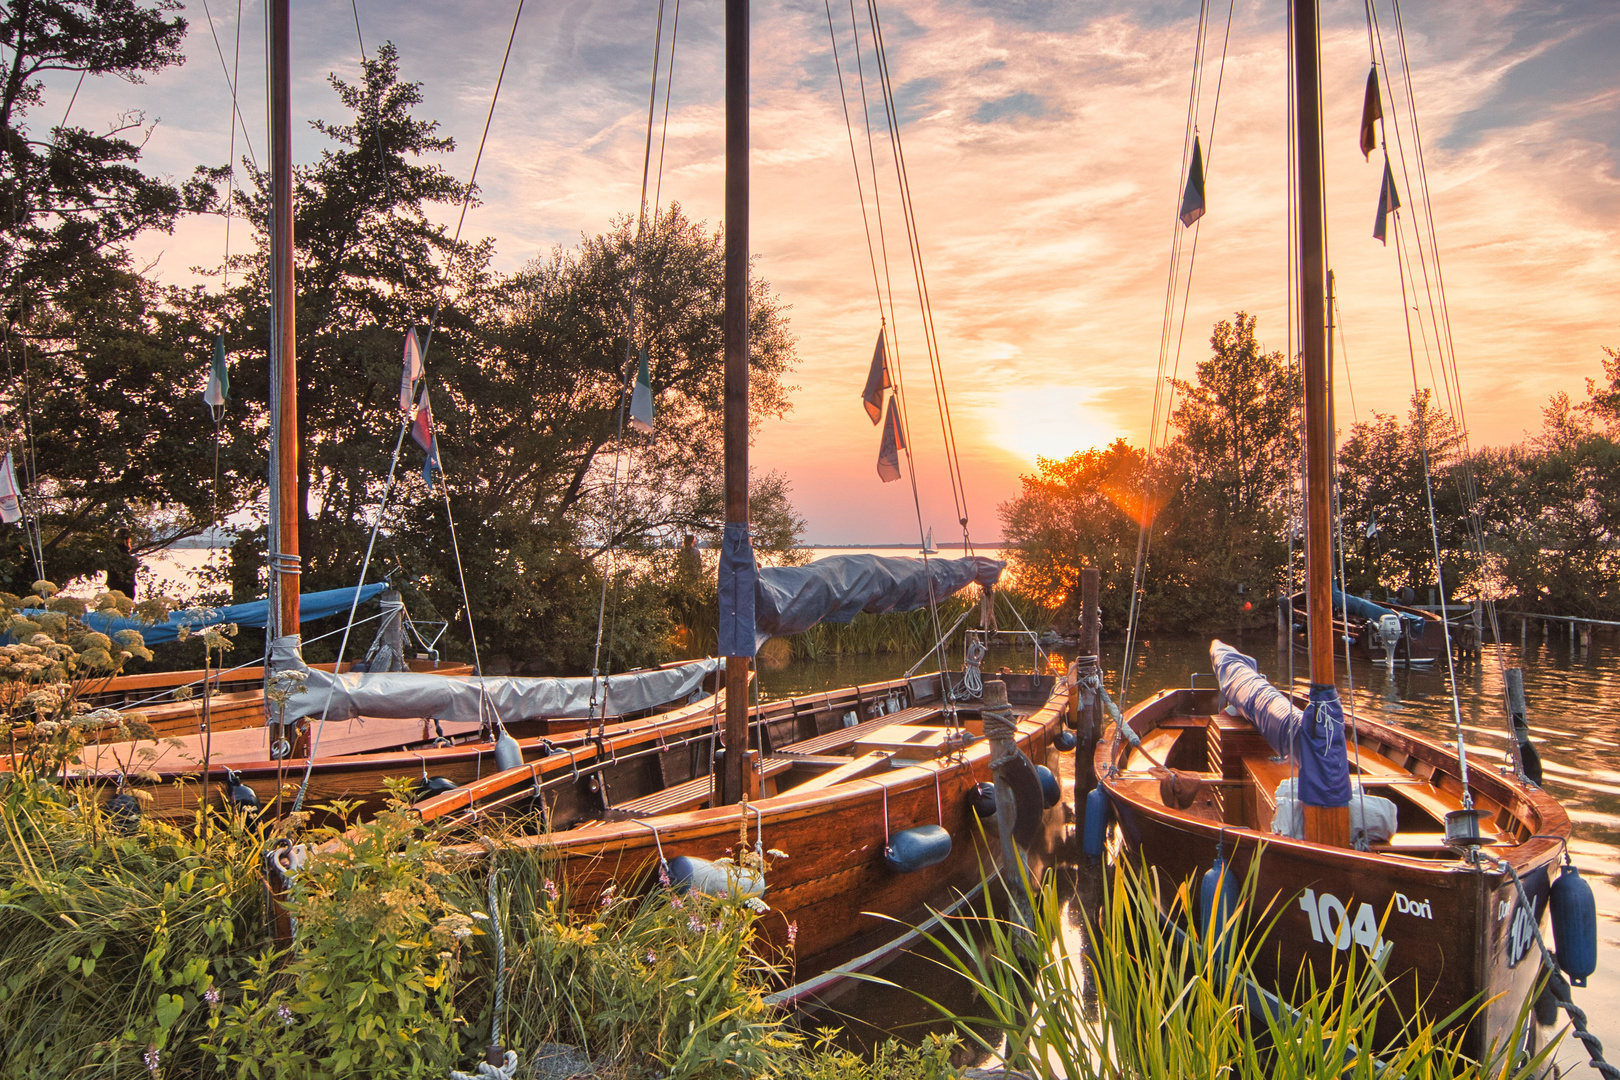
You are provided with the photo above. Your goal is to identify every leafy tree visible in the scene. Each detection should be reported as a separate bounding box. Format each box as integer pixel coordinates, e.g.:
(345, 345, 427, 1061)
(1334, 391, 1472, 598)
(0, 0, 232, 591)
(203, 50, 802, 671)
(1169, 312, 1300, 524)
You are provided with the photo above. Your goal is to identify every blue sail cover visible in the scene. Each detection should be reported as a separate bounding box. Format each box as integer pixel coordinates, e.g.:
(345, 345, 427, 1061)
(752, 554, 1003, 653)
(1331, 588, 1424, 633)
(84, 583, 389, 646)
(1210, 640, 1350, 808)
(717, 522, 759, 659)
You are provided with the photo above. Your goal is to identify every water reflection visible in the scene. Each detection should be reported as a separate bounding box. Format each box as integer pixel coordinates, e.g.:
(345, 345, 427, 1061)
(764, 632, 1620, 1075)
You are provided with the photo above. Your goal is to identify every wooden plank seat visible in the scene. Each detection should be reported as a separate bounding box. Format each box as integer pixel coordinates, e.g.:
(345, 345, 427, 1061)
(784, 751, 893, 794)
(778, 706, 936, 756)
(611, 757, 795, 817)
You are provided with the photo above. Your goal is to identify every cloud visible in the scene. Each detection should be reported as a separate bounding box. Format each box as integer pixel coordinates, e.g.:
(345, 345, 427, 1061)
(45, 0, 1618, 543)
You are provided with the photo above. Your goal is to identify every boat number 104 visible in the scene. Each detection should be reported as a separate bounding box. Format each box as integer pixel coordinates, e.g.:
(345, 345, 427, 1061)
(1299, 888, 1396, 958)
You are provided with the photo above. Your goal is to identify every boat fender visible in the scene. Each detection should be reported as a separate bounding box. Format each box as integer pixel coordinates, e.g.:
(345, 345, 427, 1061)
(493, 729, 523, 772)
(1198, 853, 1240, 968)
(884, 824, 953, 873)
(1550, 860, 1598, 987)
(1036, 765, 1061, 809)
(1054, 728, 1078, 752)
(1081, 787, 1110, 858)
(414, 776, 459, 802)
(969, 782, 998, 818)
(999, 751, 1046, 848)
(106, 791, 141, 834)
(667, 855, 766, 899)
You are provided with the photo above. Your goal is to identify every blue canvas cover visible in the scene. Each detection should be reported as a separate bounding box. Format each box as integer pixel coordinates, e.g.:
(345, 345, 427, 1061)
(717, 522, 759, 658)
(84, 583, 389, 646)
(1210, 640, 1350, 809)
(1331, 588, 1424, 633)
(753, 554, 1003, 653)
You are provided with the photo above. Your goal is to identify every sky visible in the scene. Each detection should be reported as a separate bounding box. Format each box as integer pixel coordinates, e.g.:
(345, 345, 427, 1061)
(51, 0, 1620, 544)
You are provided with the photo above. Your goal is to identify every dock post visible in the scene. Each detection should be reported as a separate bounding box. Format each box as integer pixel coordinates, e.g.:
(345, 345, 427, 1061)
(1075, 568, 1101, 817)
(1504, 666, 1542, 785)
(1276, 592, 1291, 654)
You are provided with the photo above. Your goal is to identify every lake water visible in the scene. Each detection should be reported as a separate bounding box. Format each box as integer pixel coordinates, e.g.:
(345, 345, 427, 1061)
(762, 629, 1620, 1075)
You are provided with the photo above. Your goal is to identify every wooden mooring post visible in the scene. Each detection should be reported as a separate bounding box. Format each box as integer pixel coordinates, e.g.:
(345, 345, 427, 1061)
(1073, 568, 1101, 815)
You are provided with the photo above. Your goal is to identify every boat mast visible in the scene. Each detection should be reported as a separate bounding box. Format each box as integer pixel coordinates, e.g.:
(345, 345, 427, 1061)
(1293, 0, 1331, 693)
(720, 0, 751, 805)
(269, 0, 299, 651)
(1293, 0, 1350, 845)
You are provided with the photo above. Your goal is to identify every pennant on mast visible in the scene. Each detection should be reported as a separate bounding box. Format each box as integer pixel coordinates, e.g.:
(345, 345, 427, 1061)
(400, 328, 424, 414)
(203, 334, 230, 420)
(1178, 134, 1206, 227)
(0, 452, 21, 524)
(877, 396, 906, 483)
(1373, 155, 1401, 245)
(1359, 66, 1383, 160)
(861, 327, 890, 424)
(413, 386, 441, 483)
(629, 347, 655, 434)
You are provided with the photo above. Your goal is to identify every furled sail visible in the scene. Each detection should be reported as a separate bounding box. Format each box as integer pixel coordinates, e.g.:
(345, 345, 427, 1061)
(85, 584, 390, 646)
(272, 637, 721, 725)
(752, 554, 1004, 653)
(1210, 640, 1350, 809)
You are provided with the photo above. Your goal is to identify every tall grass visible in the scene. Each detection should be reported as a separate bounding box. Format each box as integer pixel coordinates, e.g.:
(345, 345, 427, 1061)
(0, 777, 269, 1077)
(893, 857, 1554, 1080)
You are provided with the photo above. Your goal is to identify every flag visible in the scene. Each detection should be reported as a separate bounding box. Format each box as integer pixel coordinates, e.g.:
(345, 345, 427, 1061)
(629, 347, 654, 434)
(413, 386, 441, 483)
(1373, 155, 1401, 245)
(0, 452, 20, 524)
(399, 328, 424, 413)
(203, 334, 229, 419)
(1359, 66, 1383, 160)
(1178, 134, 1206, 227)
(877, 396, 906, 483)
(861, 327, 890, 424)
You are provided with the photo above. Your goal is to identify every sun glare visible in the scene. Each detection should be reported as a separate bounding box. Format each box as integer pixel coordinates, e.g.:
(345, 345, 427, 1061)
(987, 386, 1123, 465)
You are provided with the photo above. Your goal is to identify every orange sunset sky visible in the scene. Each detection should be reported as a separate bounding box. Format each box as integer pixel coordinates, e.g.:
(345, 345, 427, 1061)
(84, 0, 1619, 543)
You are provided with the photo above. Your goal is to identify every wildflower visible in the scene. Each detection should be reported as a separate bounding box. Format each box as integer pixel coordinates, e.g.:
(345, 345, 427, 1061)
(277, 1004, 294, 1027)
(204, 987, 221, 1007)
(544, 878, 559, 903)
(669, 893, 684, 911)
(658, 861, 671, 887)
(143, 1045, 160, 1074)
(687, 914, 704, 933)
(766, 848, 789, 860)
(599, 884, 616, 910)
(786, 921, 798, 946)
(646, 949, 658, 964)
(745, 896, 770, 914)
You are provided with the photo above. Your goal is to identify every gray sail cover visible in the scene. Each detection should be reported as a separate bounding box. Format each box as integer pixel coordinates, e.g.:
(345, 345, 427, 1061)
(752, 554, 1004, 652)
(270, 635, 720, 725)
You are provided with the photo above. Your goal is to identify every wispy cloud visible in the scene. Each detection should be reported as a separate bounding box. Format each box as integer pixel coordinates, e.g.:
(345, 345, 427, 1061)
(68, 0, 1619, 542)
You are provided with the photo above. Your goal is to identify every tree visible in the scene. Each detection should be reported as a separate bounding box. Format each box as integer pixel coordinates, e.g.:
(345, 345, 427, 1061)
(1335, 391, 1471, 597)
(0, 0, 231, 591)
(1169, 312, 1300, 525)
(203, 51, 803, 671)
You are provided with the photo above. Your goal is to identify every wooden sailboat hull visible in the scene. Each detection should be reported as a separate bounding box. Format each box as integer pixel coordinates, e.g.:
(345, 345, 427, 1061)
(1098, 686, 1567, 1061)
(423, 671, 1070, 996)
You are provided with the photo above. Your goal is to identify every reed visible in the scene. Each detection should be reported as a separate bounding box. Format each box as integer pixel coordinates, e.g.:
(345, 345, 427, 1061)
(888, 856, 1555, 1080)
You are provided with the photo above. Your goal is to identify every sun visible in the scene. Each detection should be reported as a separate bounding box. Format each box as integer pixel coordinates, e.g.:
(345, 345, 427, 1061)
(986, 385, 1124, 465)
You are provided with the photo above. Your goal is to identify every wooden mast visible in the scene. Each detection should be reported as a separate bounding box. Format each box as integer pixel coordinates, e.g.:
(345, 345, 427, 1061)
(720, 0, 751, 805)
(1292, 0, 1349, 846)
(269, 0, 299, 650)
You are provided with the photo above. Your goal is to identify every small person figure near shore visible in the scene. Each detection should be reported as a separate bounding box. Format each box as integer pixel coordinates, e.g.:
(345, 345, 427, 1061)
(105, 527, 139, 598)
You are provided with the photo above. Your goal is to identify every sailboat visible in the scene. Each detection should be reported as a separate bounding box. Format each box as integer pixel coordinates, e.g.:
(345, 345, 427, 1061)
(1094, 0, 1571, 1061)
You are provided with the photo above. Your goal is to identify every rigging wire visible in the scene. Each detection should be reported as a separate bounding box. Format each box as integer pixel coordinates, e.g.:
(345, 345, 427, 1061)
(1120, 0, 1235, 706)
(199, 0, 260, 169)
(293, 0, 528, 810)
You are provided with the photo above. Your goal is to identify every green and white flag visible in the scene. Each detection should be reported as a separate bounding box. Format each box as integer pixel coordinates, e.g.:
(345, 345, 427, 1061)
(629, 347, 654, 434)
(203, 334, 229, 420)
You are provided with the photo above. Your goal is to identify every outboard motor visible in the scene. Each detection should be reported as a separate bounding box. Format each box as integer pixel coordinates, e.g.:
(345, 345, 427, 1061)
(1377, 613, 1403, 668)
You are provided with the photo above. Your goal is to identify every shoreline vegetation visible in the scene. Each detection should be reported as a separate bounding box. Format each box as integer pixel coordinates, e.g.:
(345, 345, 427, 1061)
(0, 766, 1550, 1079)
